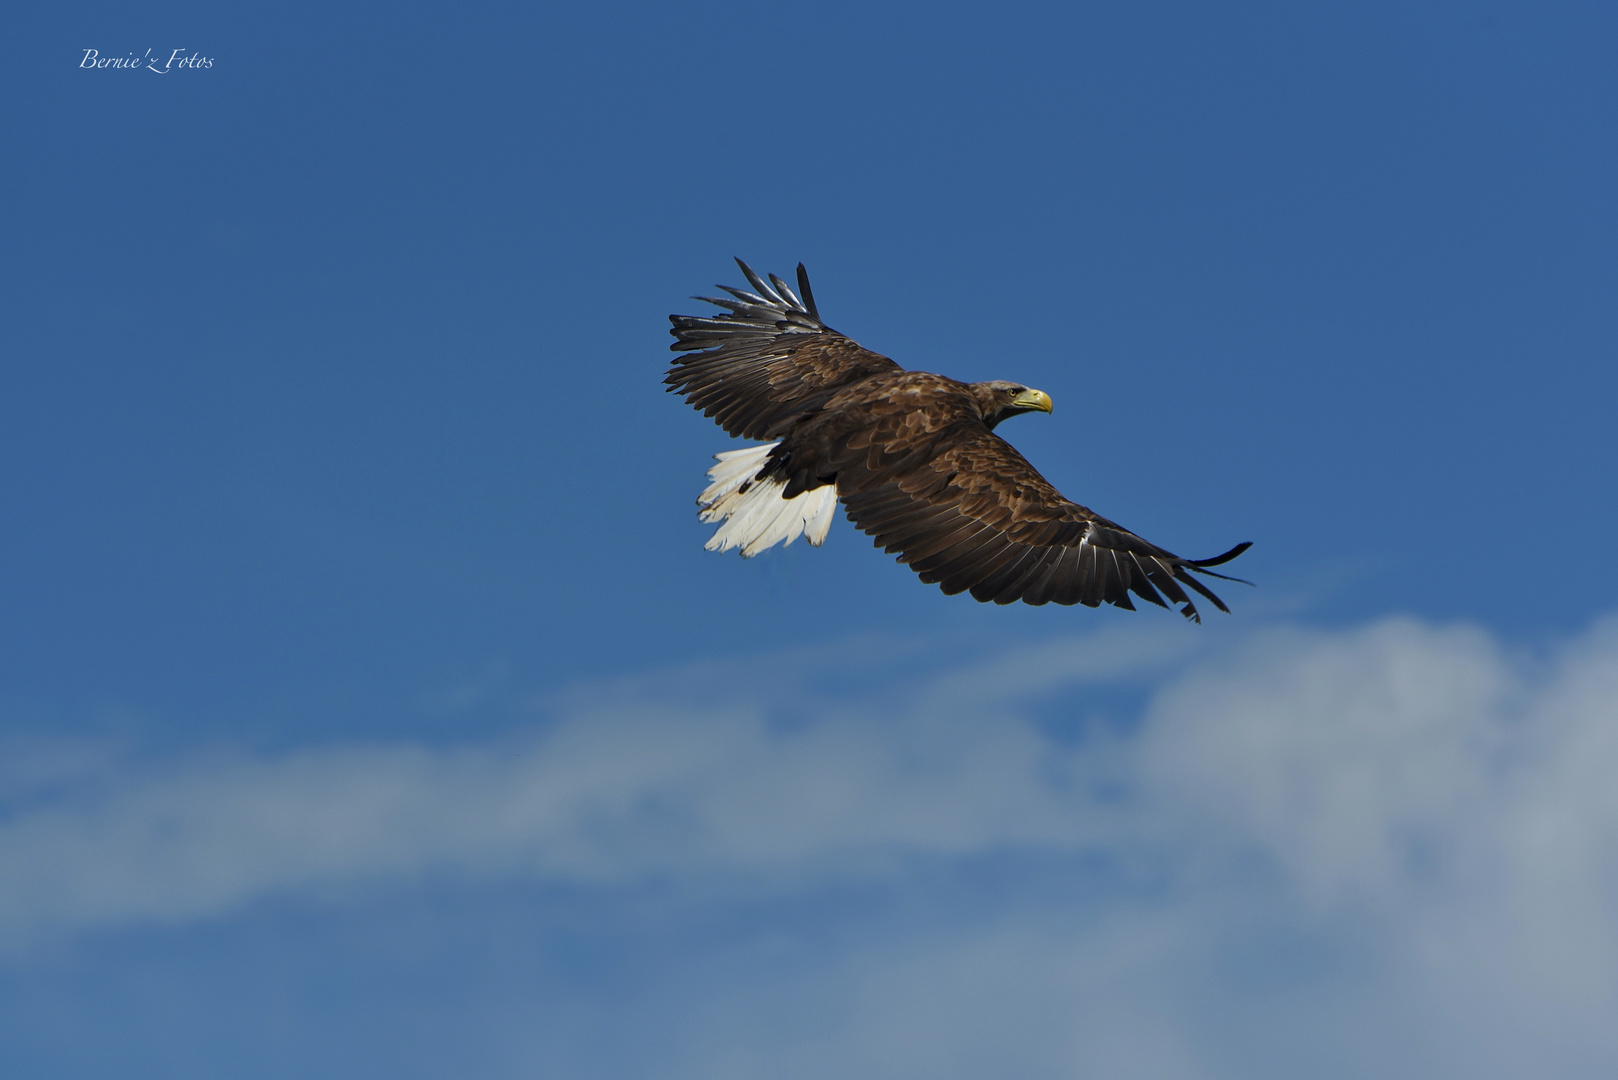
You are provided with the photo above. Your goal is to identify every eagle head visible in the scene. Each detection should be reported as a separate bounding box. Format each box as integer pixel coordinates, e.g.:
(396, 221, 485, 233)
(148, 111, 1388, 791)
(970, 381, 1054, 431)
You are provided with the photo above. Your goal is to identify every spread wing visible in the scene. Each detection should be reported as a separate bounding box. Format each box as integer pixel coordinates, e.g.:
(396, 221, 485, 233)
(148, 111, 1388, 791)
(833, 424, 1251, 622)
(667, 260, 902, 441)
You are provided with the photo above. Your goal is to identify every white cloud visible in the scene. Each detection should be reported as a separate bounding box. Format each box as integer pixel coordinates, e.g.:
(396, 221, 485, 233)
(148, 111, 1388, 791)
(0, 622, 1194, 939)
(3, 616, 1618, 1077)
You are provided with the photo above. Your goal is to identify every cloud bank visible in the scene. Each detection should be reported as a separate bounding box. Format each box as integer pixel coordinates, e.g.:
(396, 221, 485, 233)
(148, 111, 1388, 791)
(3, 616, 1617, 1077)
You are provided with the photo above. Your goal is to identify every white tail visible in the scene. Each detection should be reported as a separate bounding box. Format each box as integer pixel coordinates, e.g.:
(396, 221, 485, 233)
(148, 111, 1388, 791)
(697, 442, 837, 557)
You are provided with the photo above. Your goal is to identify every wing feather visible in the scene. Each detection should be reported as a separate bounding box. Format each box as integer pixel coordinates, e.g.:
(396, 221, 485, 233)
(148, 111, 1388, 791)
(668, 260, 902, 441)
(835, 424, 1248, 621)
(1124, 554, 1171, 609)
(968, 543, 1042, 604)
(1022, 547, 1070, 607)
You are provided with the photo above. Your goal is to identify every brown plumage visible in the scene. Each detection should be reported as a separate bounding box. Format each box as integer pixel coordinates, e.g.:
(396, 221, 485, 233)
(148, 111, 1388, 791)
(667, 260, 1251, 621)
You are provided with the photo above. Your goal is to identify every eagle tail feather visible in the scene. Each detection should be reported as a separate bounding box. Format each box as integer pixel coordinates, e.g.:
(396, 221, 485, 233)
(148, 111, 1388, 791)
(698, 443, 836, 557)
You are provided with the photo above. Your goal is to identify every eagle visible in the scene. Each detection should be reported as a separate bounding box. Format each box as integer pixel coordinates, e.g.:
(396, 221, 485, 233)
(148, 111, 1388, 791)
(666, 260, 1251, 621)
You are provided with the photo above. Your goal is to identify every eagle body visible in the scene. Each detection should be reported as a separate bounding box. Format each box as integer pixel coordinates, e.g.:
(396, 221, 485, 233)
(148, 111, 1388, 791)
(668, 261, 1250, 621)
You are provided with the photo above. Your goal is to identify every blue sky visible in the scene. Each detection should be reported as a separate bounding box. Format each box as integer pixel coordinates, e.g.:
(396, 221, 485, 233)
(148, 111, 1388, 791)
(4, 2, 1617, 1076)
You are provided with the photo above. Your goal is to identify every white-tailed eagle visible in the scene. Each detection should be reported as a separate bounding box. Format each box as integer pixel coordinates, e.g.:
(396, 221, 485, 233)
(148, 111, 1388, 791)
(667, 260, 1251, 621)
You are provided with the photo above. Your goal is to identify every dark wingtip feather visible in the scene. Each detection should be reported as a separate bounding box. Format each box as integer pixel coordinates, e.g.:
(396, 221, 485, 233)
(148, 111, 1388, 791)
(1178, 569, 1232, 614)
(733, 258, 783, 305)
(1188, 541, 1251, 568)
(1193, 566, 1255, 586)
(796, 263, 819, 319)
(1186, 542, 1255, 587)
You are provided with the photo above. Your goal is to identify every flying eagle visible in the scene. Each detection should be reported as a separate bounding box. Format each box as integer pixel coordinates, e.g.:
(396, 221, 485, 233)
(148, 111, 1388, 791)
(667, 260, 1251, 621)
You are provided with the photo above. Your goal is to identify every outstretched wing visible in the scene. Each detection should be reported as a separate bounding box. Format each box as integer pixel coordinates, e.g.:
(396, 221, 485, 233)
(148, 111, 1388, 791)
(834, 424, 1251, 622)
(667, 260, 902, 441)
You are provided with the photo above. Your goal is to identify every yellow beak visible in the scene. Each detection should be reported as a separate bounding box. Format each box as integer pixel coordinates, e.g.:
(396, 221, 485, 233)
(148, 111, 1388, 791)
(1011, 388, 1054, 414)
